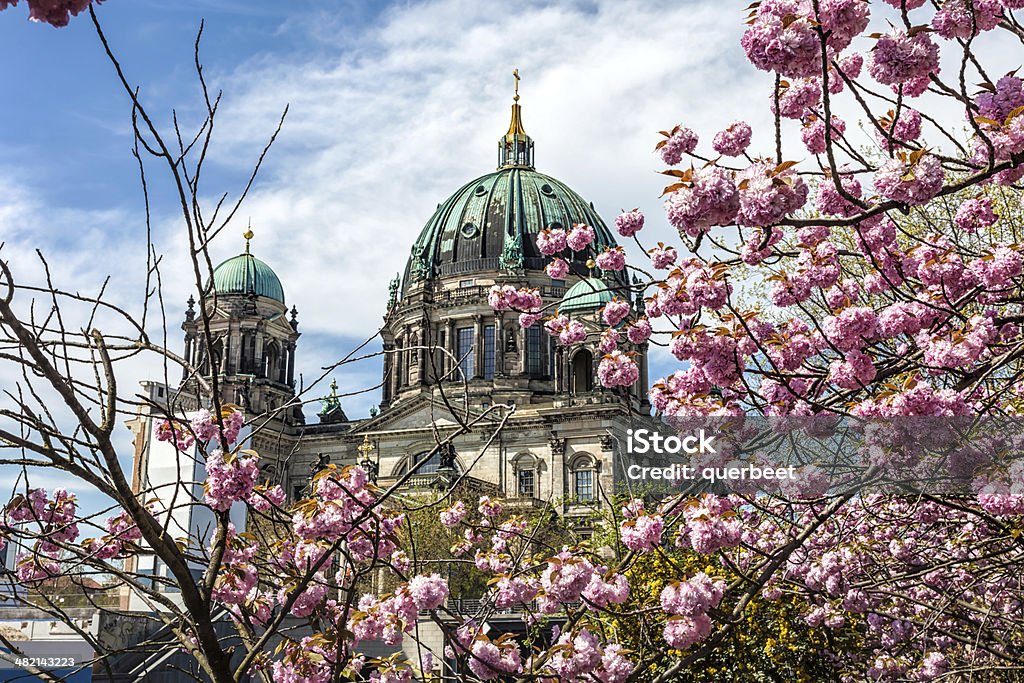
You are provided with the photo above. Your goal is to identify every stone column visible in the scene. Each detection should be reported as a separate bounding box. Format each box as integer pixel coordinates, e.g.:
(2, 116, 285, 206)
(519, 326, 528, 376)
(494, 312, 504, 377)
(286, 343, 296, 386)
(446, 319, 456, 379)
(473, 315, 484, 379)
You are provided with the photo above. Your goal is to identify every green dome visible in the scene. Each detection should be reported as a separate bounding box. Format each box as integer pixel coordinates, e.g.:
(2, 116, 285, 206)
(403, 167, 618, 292)
(560, 277, 616, 314)
(212, 252, 285, 304)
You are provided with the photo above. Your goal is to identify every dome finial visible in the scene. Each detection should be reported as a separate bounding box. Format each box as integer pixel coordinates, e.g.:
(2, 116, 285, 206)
(243, 220, 254, 255)
(499, 69, 535, 169)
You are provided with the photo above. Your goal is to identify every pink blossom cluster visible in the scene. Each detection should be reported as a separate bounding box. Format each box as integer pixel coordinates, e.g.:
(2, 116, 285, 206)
(976, 76, 1024, 123)
(566, 223, 596, 252)
(204, 449, 260, 511)
(664, 166, 739, 237)
(487, 285, 542, 312)
(660, 572, 725, 650)
(954, 197, 998, 233)
(536, 228, 568, 255)
(439, 500, 467, 528)
(874, 153, 944, 205)
(868, 30, 939, 95)
(736, 162, 809, 227)
(619, 509, 665, 553)
(597, 350, 639, 388)
(875, 108, 922, 151)
(543, 629, 633, 683)
(5, 488, 79, 557)
(659, 126, 698, 165)
(626, 317, 652, 344)
(0, 0, 100, 27)
(712, 121, 752, 157)
(545, 315, 587, 346)
(648, 244, 678, 270)
(932, 0, 1003, 40)
(674, 495, 743, 554)
(407, 573, 450, 609)
(545, 257, 570, 279)
(601, 298, 631, 326)
(599, 327, 620, 353)
(801, 115, 846, 154)
(773, 78, 821, 119)
(191, 408, 245, 444)
(614, 209, 644, 237)
(595, 247, 626, 271)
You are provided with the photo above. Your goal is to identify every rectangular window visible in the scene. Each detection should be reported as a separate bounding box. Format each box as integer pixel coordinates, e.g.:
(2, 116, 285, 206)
(527, 326, 549, 377)
(574, 470, 594, 502)
(457, 327, 475, 379)
(483, 325, 495, 379)
(518, 469, 535, 498)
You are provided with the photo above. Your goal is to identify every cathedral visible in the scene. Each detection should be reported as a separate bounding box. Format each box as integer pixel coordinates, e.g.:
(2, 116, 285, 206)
(129, 80, 658, 551)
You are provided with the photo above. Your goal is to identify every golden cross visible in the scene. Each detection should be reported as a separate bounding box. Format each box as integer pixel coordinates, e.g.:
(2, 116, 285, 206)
(513, 68, 520, 102)
(357, 434, 375, 459)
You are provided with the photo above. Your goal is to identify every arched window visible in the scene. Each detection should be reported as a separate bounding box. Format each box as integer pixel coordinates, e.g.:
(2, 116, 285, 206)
(570, 454, 598, 503)
(512, 453, 540, 499)
(265, 341, 280, 382)
(571, 350, 594, 394)
(393, 448, 461, 476)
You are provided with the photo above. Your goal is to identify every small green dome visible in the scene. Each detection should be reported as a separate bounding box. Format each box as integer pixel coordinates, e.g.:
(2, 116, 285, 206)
(560, 277, 615, 314)
(212, 252, 285, 304)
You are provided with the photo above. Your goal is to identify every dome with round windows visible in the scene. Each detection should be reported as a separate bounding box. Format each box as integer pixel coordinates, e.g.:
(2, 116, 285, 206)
(212, 251, 286, 304)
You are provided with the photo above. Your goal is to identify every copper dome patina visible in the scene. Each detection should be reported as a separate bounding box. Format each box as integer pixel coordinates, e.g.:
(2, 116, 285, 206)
(401, 78, 619, 293)
(212, 232, 286, 304)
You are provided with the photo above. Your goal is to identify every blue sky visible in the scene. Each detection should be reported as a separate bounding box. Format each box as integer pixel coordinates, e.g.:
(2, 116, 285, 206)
(0, 0, 782, 511)
(4, 0, 1016, 511)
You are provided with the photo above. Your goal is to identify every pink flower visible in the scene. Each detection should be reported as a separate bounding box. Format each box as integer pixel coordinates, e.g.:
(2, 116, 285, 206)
(536, 228, 568, 256)
(664, 166, 739, 237)
(876, 108, 922, 151)
(822, 307, 878, 351)
(955, 197, 998, 233)
(546, 258, 570, 280)
(583, 569, 630, 607)
(829, 349, 877, 389)
(248, 484, 286, 512)
(663, 614, 713, 650)
(976, 76, 1024, 122)
(478, 496, 503, 518)
(874, 153, 944, 205)
(599, 327, 620, 353)
(440, 500, 466, 528)
(519, 312, 542, 328)
(558, 320, 588, 346)
(712, 121, 752, 157)
(566, 224, 596, 252)
(736, 162, 809, 227)
(1, 0, 100, 27)
(598, 351, 639, 388)
(626, 318, 652, 344)
(649, 245, 678, 270)
(595, 247, 626, 271)
(801, 115, 846, 154)
(407, 574, 449, 610)
(620, 513, 664, 553)
(614, 209, 645, 237)
(602, 299, 631, 326)
(204, 449, 260, 512)
(659, 126, 698, 165)
(488, 285, 543, 312)
(772, 78, 821, 119)
(933, 0, 1003, 39)
(660, 572, 725, 616)
(868, 30, 939, 89)
(155, 419, 194, 451)
(741, 1, 820, 78)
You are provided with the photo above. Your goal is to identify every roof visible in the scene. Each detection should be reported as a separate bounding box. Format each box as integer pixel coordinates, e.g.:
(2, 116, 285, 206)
(560, 277, 616, 314)
(402, 167, 618, 292)
(212, 252, 286, 304)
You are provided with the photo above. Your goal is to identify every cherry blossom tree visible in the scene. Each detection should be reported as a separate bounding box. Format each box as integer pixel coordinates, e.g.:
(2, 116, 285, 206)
(7, 1, 1024, 682)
